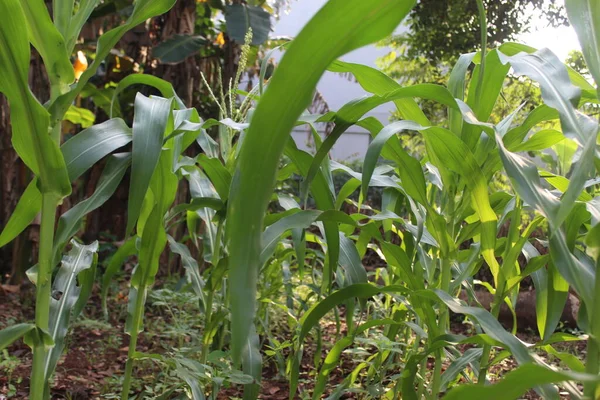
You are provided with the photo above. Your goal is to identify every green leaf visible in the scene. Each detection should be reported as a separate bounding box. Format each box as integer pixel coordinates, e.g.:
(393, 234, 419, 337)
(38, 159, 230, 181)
(0, 323, 36, 351)
(127, 94, 174, 235)
(327, 60, 429, 125)
(167, 235, 205, 304)
(197, 154, 232, 201)
(301, 84, 458, 201)
(0, 0, 70, 197)
(0, 181, 42, 248)
(226, 0, 416, 367)
(422, 126, 498, 273)
(65, 0, 99, 53)
(242, 325, 262, 400)
(64, 106, 96, 128)
(45, 240, 99, 382)
(499, 42, 597, 102)
(260, 210, 354, 266)
(361, 120, 425, 203)
(448, 53, 476, 135)
(338, 233, 367, 285)
(430, 290, 531, 364)
(62, 118, 132, 181)
(153, 34, 208, 64)
(565, 0, 600, 92)
(462, 50, 510, 150)
(49, 0, 178, 124)
(110, 74, 185, 118)
(18, 0, 75, 90)
(225, 4, 271, 45)
(444, 363, 599, 400)
(101, 238, 138, 319)
(511, 129, 565, 152)
(53, 0, 74, 40)
(0, 118, 131, 248)
(53, 154, 131, 263)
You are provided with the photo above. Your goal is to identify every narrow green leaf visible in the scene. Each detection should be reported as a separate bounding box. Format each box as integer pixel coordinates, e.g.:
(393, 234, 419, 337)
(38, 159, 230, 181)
(444, 364, 598, 400)
(0, 0, 70, 197)
(127, 94, 174, 234)
(565, 0, 600, 92)
(54, 154, 131, 263)
(0, 323, 36, 351)
(110, 74, 185, 118)
(45, 240, 99, 382)
(49, 0, 178, 123)
(18, 0, 75, 89)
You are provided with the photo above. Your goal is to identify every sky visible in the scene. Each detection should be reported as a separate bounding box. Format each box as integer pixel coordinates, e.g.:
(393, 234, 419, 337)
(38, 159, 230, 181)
(520, 3, 581, 61)
(269, 0, 582, 160)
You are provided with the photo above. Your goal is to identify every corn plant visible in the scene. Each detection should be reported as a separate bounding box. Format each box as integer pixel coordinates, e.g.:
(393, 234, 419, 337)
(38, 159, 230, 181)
(0, 0, 176, 398)
(226, 0, 600, 399)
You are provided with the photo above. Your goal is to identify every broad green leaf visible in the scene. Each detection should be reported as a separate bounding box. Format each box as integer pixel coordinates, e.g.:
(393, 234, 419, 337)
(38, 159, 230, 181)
(431, 290, 531, 364)
(498, 49, 598, 304)
(327, 60, 429, 125)
(45, 240, 99, 382)
(62, 118, 132, 181)
(338, 233, 368, 285)
(503, 105, 559, 150)
(283, 141, 340, 293)
(242, 325, 262, 400)
(0, 119, 131, 248)
(53, 154, 131, 263)
(422, 126, 498, 274)
(127, 94, 174, 235)
(511, 129, 565, 152)
(499, 42, 597, 102)
(0, 0, 70, 197)
(361, 120, 426, 204)
(53, 0, 74, 40)
(153, 34, 207, 64)
(226, 0, 415, 366)
(225, 4, 271, 45)
(64, 105, 96, 128)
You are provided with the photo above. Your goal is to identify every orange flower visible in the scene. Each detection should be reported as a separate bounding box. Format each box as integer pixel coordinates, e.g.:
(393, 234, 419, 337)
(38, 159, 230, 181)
(215, 32, 225, 47)
(73, 51, 88, 80)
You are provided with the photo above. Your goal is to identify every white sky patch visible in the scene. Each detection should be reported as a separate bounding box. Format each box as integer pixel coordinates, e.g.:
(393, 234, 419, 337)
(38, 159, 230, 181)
(519, 2, 581, 61)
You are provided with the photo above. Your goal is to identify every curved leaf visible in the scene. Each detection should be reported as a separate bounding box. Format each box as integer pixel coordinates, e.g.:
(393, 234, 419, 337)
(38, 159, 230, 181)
(225, 0, 416, 365)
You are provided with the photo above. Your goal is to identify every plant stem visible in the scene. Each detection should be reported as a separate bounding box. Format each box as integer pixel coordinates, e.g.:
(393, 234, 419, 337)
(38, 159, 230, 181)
(201, 289, 214, 363)
(431, 257, 452, 397)
(30, 194, 59, 400)
(121, 285, 147, 400)
(584, 256, 600, 398)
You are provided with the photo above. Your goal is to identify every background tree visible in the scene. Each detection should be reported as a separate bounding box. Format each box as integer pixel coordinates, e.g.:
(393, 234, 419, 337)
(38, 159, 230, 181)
(378, 0, 566, 125)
